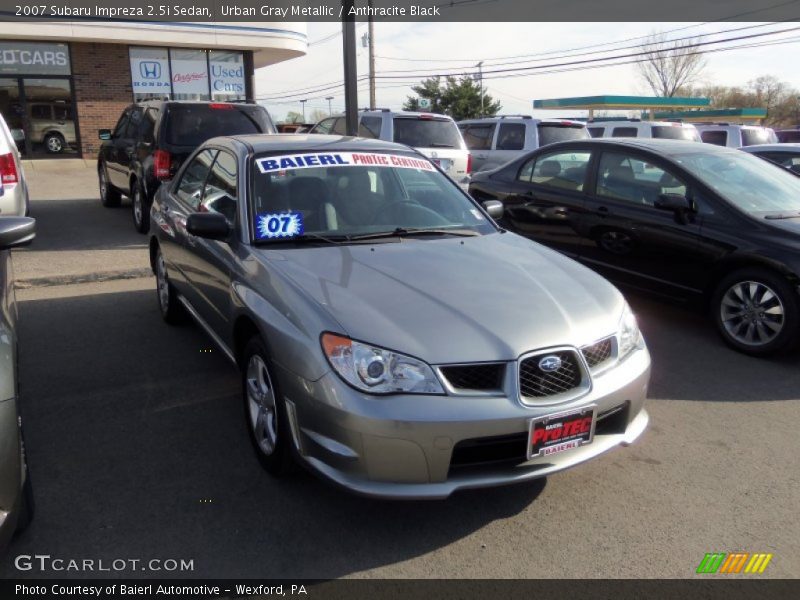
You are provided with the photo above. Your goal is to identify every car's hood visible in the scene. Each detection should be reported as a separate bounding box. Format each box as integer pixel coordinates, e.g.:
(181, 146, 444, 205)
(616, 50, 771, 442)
(258, 233, 624, 364)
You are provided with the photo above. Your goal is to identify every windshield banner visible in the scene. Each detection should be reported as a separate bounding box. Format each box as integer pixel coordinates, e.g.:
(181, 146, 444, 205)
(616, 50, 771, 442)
(256, 152, 436, 173)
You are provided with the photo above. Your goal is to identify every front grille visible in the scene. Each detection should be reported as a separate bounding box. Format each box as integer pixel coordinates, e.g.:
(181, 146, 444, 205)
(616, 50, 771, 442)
(519, 350, 582, 398)
(581, 337, 614, 369)
(449, 432, 528, 470)
(440, 363, 504, 391)
(595, 402, 630, 436)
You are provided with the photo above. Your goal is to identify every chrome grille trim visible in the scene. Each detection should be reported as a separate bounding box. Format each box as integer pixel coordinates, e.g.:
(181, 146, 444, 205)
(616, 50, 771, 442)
(516, 347, 591, 405)
(580, 336, 618, 374)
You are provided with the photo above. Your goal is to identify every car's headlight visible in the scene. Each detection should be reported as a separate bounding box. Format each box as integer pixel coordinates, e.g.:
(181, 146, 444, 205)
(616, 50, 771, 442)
(618, 303, 643, 359)
(321, 333, 445, 395)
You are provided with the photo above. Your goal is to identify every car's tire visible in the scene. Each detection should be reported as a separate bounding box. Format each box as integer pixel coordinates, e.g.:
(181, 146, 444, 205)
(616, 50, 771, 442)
(242, 336, 294, 476)
(154, 246, 187, 325)
(98, 167, 121, 208)
(44, 132, 65, 154)
(712, 267, 799, 356)
(131, 180, 150, 234)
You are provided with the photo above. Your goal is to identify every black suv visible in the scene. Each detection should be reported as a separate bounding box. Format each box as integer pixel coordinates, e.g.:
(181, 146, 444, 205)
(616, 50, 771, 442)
(97, 101, 275, 233)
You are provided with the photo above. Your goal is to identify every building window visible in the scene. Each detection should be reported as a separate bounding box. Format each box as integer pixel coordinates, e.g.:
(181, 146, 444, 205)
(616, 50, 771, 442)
(129, 47, 171, 102)
(130, 47, 246, 102)
(209, 51, 245, 101)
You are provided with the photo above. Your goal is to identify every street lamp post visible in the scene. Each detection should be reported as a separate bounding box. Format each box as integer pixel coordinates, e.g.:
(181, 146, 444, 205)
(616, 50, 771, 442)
(476, 61, 484, 117)
(300, 99, 307, 122)
(326, 96, 334, 115)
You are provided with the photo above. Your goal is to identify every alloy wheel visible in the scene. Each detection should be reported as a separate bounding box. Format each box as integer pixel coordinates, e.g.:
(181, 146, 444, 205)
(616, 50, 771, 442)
(246, 355, 278, 456)
(133, 187, 143, 227)
(156, 252, 170, 314)
(720, 280, 785, 346)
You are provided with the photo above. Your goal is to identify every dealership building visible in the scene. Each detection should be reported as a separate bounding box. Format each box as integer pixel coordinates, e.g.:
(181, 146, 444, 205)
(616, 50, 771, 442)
(0, 21, 307, 159)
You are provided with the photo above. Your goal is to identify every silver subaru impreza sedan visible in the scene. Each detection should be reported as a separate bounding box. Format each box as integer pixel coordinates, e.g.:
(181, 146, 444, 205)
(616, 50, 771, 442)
(149, 134, 650, 499)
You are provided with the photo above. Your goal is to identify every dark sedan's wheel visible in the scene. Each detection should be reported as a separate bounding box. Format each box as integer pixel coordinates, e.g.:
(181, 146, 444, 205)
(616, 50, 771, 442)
(44, 133, 65, 154)
(132, 181, 150, 234)
(713, 267, 799, 356)
(242, 337, 293, 476)
(98, 167, 121, 208)
(155, 247, 186, 325)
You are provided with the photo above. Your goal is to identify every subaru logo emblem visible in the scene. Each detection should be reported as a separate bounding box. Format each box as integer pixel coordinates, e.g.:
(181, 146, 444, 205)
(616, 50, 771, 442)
(538, 355, 562, 372)
(140, 61, 161, 79)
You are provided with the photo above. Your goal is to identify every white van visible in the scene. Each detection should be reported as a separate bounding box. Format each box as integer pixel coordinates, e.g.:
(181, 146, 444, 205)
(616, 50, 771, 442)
(587, 120, 701, 142)
(695, 124, 777, 148)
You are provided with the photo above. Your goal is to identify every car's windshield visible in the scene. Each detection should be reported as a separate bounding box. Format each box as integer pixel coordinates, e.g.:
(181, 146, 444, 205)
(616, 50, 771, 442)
(392, 117, 462, 148)
(249, 150, 495, 243)
(652, 125, 700, 142)
(676, 150, 800, 214)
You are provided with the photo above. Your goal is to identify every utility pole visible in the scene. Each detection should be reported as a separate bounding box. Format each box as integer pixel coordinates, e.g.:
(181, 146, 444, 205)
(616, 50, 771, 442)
(476, 61, 484, 117)
(368, 0, 376, 110)
(326, 96, 334, 115)
(299, 98, 307, 122)
(342, 0, 358, 135)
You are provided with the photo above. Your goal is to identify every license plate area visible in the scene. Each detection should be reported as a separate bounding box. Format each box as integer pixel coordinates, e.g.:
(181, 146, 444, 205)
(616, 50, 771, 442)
(432, 158, 452, 171)
(527, 405, 596, 459)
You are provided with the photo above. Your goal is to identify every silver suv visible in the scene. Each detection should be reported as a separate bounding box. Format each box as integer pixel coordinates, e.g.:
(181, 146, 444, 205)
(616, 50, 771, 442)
(587, 120, 701, 142)
(310, 110, 471, 190)
(458, 116, 589, 172)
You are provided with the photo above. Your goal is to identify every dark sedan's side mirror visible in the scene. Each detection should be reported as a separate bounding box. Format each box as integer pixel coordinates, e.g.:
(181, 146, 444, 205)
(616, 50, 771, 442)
(0, 217, 35, 249)
(654, 193, 692, 212)
(481, 200, 504, 219)
(186, 212, 230, 241)
(98, 129, 112, 141)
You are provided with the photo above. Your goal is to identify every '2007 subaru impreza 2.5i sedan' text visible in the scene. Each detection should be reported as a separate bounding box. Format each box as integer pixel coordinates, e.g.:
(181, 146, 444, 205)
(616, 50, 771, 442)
(148, 134, 650, 499)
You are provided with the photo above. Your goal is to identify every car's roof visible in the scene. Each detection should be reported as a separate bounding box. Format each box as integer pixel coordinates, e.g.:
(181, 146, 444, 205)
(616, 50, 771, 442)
(547, 137, 728, 155)
(458, 116, 584, 125)
(228, 133, 422, 154)
(741, 143, 800, 152)
(589, 120, 696, 127)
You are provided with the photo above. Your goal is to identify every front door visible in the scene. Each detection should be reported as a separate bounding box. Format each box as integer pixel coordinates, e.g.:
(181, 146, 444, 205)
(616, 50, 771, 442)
(578, 150, 710, 298)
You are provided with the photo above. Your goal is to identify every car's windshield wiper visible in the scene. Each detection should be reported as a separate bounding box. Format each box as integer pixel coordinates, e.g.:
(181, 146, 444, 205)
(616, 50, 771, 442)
(255, 232, 350, 245)
(764, 212, 800, 220)
(426, 143, 456, 148)
(348, 227, 480, 241)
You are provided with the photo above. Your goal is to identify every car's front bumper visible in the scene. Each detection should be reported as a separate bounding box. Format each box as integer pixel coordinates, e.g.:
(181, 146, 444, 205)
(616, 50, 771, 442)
(276, 345, 651, 499)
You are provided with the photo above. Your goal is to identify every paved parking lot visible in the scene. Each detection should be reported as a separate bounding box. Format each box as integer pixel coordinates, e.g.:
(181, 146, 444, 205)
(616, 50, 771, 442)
(1, 168, 798, 579)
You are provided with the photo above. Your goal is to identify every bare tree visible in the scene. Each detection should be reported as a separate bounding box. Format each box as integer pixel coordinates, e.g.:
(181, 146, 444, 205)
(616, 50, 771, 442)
(636, 32, 707, 97)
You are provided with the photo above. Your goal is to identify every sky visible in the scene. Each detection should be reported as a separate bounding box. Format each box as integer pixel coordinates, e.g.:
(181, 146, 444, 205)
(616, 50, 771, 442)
(253, 21, 800, 123)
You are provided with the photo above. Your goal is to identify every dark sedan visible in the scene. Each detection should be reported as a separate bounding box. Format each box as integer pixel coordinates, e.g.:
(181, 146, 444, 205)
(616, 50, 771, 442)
(469, 138, 800, 356)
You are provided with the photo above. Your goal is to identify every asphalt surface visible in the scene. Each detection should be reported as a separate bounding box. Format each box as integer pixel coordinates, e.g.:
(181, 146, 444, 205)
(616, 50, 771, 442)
(1, 172, 798, 579)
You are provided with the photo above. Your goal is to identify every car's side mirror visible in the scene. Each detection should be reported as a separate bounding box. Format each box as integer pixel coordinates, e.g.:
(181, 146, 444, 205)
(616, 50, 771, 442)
(186, 212, 230, 241)
(98, 129, 112, 141)
(0, 217, 35, 249)
(654, 193, 693, 212)
(482, 200, 504, 219)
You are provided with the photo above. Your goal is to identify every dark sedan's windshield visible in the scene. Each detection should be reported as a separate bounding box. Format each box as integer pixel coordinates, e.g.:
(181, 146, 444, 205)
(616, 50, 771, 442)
(676, 150, 800, 214)
(249, 151, 495, 243)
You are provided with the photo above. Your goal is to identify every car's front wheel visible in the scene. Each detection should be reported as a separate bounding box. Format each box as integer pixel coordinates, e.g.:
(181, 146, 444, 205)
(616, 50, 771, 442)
(242, 337, 293, 476)
(712, 267, 799, 356)
(98, 167, 121, 208)
(44, 132, 65, 154)
(155, 247, 186, 325)
(131, 181, 150, 234)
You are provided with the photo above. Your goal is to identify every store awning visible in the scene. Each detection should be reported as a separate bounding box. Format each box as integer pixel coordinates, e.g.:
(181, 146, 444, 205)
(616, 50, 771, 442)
(533, 95, 711, 110)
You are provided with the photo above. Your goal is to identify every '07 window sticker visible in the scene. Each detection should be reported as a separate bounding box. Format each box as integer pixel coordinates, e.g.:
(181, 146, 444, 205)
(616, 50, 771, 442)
(255, 212, 304, 240)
